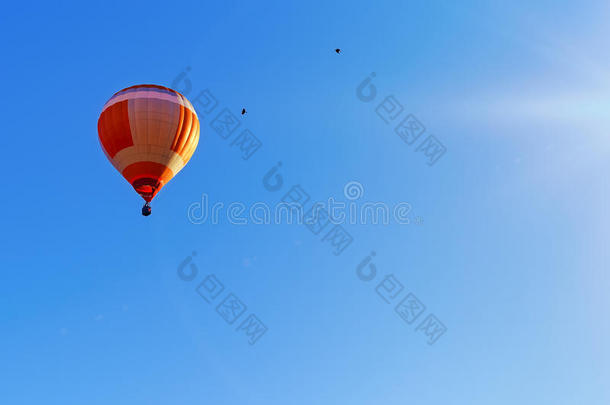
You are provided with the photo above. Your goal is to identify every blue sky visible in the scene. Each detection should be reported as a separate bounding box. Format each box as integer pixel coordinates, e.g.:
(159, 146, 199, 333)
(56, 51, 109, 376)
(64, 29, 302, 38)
(1, 1, 609, 404)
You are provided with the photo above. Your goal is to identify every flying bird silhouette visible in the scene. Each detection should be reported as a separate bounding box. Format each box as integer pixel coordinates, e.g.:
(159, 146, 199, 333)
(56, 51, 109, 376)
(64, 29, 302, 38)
(241, 108, 247, 116)
(335, 48, 342, 54)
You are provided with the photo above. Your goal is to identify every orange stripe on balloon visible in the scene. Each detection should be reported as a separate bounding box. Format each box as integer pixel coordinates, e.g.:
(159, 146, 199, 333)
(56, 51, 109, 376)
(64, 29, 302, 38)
(98, 100, 134, 158)
(121, 161, 175, 202)
(171, 100, 199, 162)
(121, 161, 174, 183)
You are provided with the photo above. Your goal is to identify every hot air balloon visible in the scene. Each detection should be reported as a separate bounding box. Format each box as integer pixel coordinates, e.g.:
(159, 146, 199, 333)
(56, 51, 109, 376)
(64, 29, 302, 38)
(98, 84, 200, 216)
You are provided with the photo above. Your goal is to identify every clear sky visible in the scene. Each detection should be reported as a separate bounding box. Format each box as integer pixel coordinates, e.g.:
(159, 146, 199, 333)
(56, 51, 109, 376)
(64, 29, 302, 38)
(1, 1, 609, 404)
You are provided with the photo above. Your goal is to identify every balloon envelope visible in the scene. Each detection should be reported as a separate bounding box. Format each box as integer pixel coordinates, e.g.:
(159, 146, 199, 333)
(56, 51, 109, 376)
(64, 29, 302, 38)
(98, 84, 200, 202)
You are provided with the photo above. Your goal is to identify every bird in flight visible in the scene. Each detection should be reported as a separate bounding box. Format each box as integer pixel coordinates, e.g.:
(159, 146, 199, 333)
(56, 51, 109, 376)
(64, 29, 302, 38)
(335, 48, 342, 54)
(241, 108, 247, 116)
